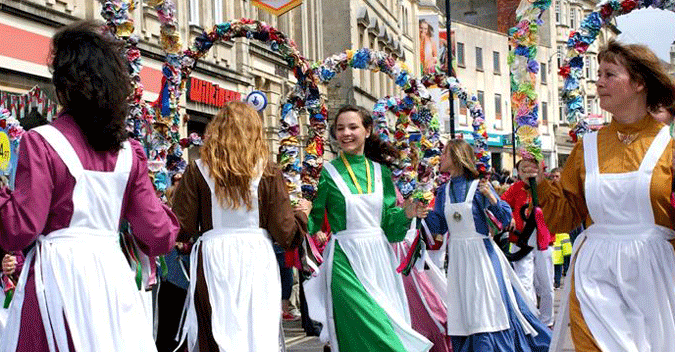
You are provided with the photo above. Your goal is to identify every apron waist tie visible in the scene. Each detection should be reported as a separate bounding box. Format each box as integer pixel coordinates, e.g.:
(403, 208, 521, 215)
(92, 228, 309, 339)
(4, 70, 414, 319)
(585, 224, 675, 241)
(334, 228, 383, 241)
(199, 227, 270, 241)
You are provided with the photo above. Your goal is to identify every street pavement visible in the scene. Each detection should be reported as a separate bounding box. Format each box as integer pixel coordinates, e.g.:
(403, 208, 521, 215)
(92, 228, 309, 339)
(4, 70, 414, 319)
(283, 282, 575, 351)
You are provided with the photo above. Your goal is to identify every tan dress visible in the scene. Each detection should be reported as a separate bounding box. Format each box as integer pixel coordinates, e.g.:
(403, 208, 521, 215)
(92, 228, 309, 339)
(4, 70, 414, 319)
(538, 115, 675, 350)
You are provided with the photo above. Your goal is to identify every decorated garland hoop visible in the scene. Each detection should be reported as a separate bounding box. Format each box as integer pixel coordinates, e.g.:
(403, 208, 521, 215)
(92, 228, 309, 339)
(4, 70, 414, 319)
(560, 0, 675, 138)
(507, 0, 552, 162)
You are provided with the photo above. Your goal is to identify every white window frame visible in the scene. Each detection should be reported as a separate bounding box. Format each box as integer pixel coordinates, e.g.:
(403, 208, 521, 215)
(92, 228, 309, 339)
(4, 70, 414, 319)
(190, 0, 200, 26)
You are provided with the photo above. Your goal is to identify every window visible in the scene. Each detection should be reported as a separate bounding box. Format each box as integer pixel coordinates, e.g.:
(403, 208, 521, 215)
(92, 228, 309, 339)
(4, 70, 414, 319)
(495, 93, 503, 129)
(541, 62, 547, 84)
(557, 45, 563, 67)
(476, 47, 483, 71)
(477, 90, 484, 109)
(214, 0, 223, 24)
(555, 0, 561, 24)
(586, 98, 592, 115)
(458, 98, 468, 125)
(541, 102, 549, 134)
(457, 42, 465, 67)
(570, 8, 575, 28)
(190, 0, 200, 26)
(493, 51, 500, 74)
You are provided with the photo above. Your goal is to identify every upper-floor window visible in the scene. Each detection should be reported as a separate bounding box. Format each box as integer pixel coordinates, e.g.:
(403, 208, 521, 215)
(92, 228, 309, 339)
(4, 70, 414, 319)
(457, 42, 465, 67)
(555, 0, 561, 24)
(495, 93, 503, 129)
(190, 0, 200, 26)
(477, 90, 484, 109)
(541, 101, 549, 134)
(214, 0, 223, 24)
(557, 45, 564, 68)
(476, 47, 483, 71)
(541, 62, 547, 84)
(570, 8, 576, 28)
(493, 51, 500, 74)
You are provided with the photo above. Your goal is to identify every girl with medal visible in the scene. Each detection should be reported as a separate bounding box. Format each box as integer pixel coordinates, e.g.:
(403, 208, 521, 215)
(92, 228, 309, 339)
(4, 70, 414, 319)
(424, 139, 551, 352)
(305, 105, 432, 352)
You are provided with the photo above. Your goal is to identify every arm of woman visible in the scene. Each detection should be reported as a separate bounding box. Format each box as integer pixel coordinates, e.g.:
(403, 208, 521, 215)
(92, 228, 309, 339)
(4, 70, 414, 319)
(535, 142, 588, 234)
(123, 141, 179, 256)
(260, 164, 308, 250)
(424, 184, 449, 236)
(381, 166, 412, 242)
(171, 161, 202, 243)
(0, 132, 54, 250)
(307, 168, 330, 236)
(481, 181, 512, 227)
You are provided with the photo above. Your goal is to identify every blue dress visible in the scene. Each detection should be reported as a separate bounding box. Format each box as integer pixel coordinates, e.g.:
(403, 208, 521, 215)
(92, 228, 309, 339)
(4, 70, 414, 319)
(425, 176, 551, 352)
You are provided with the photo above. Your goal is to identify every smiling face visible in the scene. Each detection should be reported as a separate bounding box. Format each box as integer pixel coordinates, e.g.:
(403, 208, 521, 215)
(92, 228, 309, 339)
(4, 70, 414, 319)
(596, 59, 645, 116)
(335, 111, 371, 155)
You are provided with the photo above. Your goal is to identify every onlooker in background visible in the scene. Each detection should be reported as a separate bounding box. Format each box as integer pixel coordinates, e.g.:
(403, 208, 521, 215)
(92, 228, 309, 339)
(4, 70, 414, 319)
(501, 159, 555, 328)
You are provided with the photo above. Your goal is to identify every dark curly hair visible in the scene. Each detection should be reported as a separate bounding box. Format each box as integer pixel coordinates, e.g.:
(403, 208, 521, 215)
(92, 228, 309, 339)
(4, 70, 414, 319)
(50, 20, 131, 152)
(330, 105, 400, 168)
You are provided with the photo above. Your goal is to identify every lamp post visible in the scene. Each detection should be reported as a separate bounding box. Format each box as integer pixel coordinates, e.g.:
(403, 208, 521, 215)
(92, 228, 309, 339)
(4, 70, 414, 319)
(445, 0, 455, 138)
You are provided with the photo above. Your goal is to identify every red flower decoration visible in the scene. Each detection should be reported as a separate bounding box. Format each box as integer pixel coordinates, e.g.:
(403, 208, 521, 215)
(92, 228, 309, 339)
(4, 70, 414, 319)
(558, 66, 571, 78)
(620, 0, 638, 13)
(600, 4, 613, 19)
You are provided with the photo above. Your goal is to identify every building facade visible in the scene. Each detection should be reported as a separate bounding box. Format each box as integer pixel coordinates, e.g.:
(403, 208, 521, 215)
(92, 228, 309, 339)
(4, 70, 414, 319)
(0, 0, 326, 160)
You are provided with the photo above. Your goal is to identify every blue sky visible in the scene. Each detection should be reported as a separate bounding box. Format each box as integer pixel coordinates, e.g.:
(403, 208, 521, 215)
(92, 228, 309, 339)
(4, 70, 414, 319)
(615, 8, 675, 62)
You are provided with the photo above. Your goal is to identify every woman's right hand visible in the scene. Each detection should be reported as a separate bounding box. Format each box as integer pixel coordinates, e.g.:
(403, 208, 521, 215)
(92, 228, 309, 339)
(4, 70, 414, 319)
(313, 231, 328, 245)
(518, 159, 545, 185)
(2, 254, 16, 276)
(294, 199, 312, 217)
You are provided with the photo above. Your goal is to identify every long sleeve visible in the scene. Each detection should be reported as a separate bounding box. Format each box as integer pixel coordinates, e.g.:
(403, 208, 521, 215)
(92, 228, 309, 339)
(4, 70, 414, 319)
(537, 141, 589, 234)
(0, 132, 54, 250)
(122, 141, 179, 256)
(475, 184, 512, 233)
(425, 183, 448, 235)
(308, 168, 332, 235)
(380, 165, 412, 243)
(259, 164, 308, 250)
(172, 161, 203, 242)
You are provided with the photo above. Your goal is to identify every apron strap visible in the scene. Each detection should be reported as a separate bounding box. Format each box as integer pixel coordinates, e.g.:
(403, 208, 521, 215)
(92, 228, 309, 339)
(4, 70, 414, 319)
(322, 162, 352, 196)
(464, 179, 479, 203)
(33, 125, 84, 179)
(113, 141, 133, 174)
(639, 126, 670, 173)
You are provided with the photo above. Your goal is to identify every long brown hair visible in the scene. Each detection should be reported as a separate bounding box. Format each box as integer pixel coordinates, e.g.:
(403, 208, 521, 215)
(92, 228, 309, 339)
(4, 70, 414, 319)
(598, 40, 675, 112)
(444, 139, 479, 180)
(200, 101, 270, 210)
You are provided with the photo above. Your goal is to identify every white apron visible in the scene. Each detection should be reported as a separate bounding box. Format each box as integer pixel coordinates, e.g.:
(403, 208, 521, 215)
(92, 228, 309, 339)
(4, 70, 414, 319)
(444, 179, 538, 336)
(177, 160, 280, 352)
(569, 126, 675, 352)
(0, 125, 156, 352)
(304, 161, 431, 352)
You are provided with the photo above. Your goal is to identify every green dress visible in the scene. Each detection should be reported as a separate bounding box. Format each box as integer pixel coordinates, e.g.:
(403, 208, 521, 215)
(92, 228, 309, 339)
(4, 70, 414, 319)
(308, 153, 414, 351)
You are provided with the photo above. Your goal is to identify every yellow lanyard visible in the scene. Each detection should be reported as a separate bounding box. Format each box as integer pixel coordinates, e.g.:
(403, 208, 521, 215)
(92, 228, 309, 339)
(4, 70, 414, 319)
(340, 152, 371, 194)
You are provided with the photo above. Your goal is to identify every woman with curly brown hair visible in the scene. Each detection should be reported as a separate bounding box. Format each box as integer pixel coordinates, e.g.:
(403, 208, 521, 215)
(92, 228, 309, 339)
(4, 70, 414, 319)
(172, 101, 309, 352)
(0, 21, 179, 351)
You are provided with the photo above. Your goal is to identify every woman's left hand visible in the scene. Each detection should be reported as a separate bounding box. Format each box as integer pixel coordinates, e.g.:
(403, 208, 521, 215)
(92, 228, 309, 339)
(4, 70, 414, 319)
(478, 178, 498, 205)
(404, 199, 429, 219)
(2, 254, 16, 276)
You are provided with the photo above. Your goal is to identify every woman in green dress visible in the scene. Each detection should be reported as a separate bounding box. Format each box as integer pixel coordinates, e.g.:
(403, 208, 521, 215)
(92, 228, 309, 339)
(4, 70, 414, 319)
(305, 105, 432, 352)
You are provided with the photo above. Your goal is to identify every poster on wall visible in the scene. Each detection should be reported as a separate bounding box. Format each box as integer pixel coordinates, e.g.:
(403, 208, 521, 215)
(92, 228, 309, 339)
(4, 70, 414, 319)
(252, 0, 303, 16)
(418, 14, 440, 75)
(439, 28, 457, 76)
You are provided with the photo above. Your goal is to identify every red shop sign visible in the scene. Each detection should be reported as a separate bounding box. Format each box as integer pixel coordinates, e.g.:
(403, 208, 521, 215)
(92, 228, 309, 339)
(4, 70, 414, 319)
(187, 77, 241, 108)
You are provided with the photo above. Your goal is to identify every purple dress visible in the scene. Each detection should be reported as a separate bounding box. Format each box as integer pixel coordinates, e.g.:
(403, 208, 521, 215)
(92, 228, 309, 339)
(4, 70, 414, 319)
(0, 113, 179, 351)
